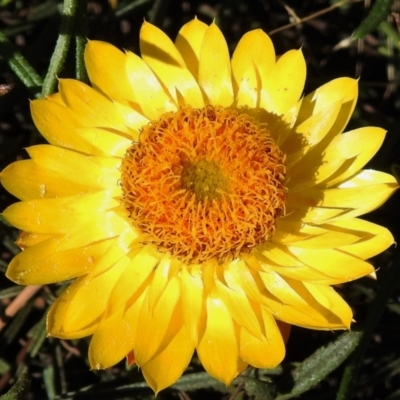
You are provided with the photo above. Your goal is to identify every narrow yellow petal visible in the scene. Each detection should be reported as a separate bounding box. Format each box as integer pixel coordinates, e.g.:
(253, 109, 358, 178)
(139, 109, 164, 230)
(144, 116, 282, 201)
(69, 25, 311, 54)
(337, 218, 395, 259)
(0, 160, 89, 201)
(47, 256, 128, 339)
(309, 170, 397, 219)
(295, 77, 358, 138)
(197, 296, 247, 385)
(3, 191, 121, 235)
(231, 29, 275, 94)
(147, 257, 177, 312)
(282, 100, 342, 159)
(198, 22, 233, 106)
(325, 127, 387, 186)
(106, 248, 159, 314)
(47, 280, 99, 340)
(260, 49, 306, 115)
(141, 324, 194, 393)
(140, 21, 204, 107)
(181, 265, 205, 346)
(74, 127, 133, 158)
(259, 272, 350, 329)
(303, 282, 353, 328)
(30, 98, 95, 154)
(6, 236, 112, 285)
(84, 40, 136, 105)
(216, 265, 264, 338)
(286, 190, 349, 224)
(89, 308, 134, 369)
(273, 218, 363, 248)
(258, 244, 341, 283)
(133, 275, 181, 366)
(175, 17, 208, 78)
(286, 247, 374, 284)
(287, 126, 387, 192)
(27, 145, 121, 191)
(125, 50, 176, 119)
(239, 308, 285, 368)
(235, 66, 259, 108)
(58, 79, 138, 136)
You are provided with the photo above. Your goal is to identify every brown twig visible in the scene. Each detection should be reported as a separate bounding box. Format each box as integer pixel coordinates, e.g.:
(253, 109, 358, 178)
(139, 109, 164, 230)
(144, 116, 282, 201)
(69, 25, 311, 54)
(0, 285, 43, 332)
(269, 0, 363, 35)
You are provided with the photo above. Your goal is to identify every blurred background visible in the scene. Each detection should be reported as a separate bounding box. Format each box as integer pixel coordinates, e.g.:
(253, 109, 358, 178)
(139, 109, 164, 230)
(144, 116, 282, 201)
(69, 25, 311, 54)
(1, 0, 400, 399)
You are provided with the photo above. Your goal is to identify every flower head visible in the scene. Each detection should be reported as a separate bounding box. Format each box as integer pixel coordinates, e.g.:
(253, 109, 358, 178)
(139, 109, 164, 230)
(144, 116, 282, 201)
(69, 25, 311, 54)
(1, 18, 397, 392)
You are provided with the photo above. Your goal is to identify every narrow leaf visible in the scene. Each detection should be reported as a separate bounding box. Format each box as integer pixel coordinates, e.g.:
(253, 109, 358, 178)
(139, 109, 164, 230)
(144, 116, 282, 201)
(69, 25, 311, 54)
(276, 331, 362, 400)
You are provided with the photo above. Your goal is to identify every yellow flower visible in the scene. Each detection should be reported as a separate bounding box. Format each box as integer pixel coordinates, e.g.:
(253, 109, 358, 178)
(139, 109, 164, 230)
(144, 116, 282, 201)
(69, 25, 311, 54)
(1, 18, 397, 392)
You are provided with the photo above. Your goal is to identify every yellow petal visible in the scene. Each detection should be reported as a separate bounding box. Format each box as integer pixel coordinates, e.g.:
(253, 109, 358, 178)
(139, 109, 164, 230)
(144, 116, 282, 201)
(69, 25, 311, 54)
(303, 282, 352, 328)
(58, 79, 140, 136)
(175, 17, 208, 78)
(3, 191, 121, 235)
(286, 247, 374, 284)
(147, 257, 181, 312)
(0, 160, 89, 201)
(6, 236, 112, 285)
(141, 324, 194, 393)
(232, 29, 274, 89)
(31, 98, 95, 153)
(181, 265, 205, 346)
(125, 50, 176, 119)
(197, 296, 247, 385)
(74, 127, 133, 158)
(84, 40, 136, 105)
(273, 218, 363, 248)
(313, 170, 397, 218)
(295, 77, 358, 138)
(16, 232, 52, 249)
(90, 284, 149, 369)
(47, 255, 128, 339)
(337, 218, 395, 259)
(286, 190, 348, 224)
(325, 127, 386, 186)
(260, 49, 306, 115)
(139, 21, 204, 107)
(89, 308, 134, 369)
(198, 22, 233, 106)
(106, 249, 159, 313)
(239, 308, 285, 368)
(27, 145, 121, 191)
(235, 65, 259, 108)
(287, 126, 387, 192)
(258, 244, 352, 284)
(133, 275, 181, 366)
(216, 265, 264, 339)
(282, 100, 342, 160)
(259, 271, 350, 329)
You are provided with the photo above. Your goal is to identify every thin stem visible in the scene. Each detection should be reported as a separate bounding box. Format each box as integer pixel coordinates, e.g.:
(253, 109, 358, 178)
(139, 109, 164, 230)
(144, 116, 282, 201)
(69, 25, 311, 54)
(0, 286, 43, 332)
(75, 0, 89, 83)
(41, 0, 79, 97)
(268, 0, 362, 35)
(0, 30, 43, 98)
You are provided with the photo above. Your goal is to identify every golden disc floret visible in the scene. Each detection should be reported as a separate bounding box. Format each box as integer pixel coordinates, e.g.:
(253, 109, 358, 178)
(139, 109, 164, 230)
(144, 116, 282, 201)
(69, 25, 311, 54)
(120, 105, 287, 264)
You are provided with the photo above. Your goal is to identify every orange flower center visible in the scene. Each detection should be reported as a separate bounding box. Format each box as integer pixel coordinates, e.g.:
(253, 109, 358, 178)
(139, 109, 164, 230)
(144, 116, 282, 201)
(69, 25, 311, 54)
(120, 105, 287, 264)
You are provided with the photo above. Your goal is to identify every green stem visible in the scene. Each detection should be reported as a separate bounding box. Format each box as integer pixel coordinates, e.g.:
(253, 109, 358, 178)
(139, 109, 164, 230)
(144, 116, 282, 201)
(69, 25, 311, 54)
(41, 0, 79, 97)
(75, 0, 88, 83)
(336, 253, 400, 400)
(0, 30, 43, 98)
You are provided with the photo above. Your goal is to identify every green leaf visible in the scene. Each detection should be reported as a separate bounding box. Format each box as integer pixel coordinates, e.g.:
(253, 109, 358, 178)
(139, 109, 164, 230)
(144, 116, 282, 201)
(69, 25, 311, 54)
(276, 331, 363, 400)
(240, 376, 276, 400)
(353, 0, 392, 40)
(0, 368, 30, 400)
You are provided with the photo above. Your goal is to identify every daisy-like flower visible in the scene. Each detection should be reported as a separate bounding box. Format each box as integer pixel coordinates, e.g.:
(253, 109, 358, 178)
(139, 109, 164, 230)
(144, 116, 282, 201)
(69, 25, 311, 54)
(1, 18, 397, 392)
